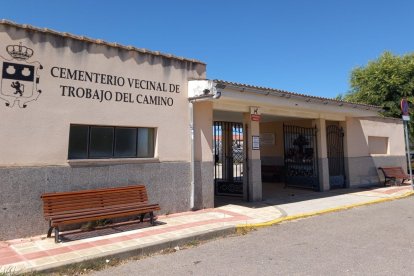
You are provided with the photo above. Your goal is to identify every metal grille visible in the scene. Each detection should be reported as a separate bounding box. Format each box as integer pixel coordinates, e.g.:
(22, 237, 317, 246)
(213, 121, 244, 196)
(326, 125, 346, 189)
(283, 124, 319, 190)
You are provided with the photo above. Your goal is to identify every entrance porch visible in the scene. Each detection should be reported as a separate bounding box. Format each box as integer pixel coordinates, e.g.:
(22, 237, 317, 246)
(212, 110, 346, 205)
(188, 79, 404, 210)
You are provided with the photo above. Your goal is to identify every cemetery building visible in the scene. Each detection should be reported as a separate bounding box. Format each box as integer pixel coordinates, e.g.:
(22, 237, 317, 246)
(0, 20, 406, 239)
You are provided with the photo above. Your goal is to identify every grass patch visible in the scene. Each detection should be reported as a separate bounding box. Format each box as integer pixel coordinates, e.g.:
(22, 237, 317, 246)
(54, 257, 122, 275)
(9, 257, 125, 276)
(236, 226, 257, 235)
(0, 267, 43, 276)
(184, 240, 200, 247)
(0, 267, 18, 276)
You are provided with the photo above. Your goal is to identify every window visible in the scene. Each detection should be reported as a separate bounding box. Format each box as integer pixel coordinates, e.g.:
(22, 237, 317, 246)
(90, 126, 114, 158)
(68, 125, 155, 159)
(115, 128, 137, 157)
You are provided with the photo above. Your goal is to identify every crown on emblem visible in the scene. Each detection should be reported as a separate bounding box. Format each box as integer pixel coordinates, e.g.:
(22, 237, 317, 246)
(6, 43, 33, 60)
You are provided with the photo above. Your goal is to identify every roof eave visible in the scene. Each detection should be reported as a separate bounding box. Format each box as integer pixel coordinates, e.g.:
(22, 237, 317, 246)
(0, 19, 206, 65)
(214, 79, 382, 112)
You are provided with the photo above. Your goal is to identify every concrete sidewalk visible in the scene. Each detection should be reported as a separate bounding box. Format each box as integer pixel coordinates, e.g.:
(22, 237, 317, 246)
(1, 185, 413, 274)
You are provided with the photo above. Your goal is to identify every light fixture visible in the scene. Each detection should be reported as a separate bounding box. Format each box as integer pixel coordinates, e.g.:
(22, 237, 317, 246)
(213, 91, 221, 99)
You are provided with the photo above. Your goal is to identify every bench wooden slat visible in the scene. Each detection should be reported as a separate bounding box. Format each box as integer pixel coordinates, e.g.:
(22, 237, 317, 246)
(42, 194, 149, 210)
(43, 193, 148, 204)
(52, 209, 159, 226)
(41, 185, 142, 198)
(43, 197, 148, 208)
(43, 200, 150, 214)
(42, 187, 148, 197)
(42, 191, 148, 203)
(41, 185, 160, 243)
(52, 205, 161, 225)
(52, 205, 159, 222)
(46, 203, 160, 219)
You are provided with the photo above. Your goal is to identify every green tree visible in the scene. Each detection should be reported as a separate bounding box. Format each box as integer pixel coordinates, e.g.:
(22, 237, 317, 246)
(343, 51, 414, 142)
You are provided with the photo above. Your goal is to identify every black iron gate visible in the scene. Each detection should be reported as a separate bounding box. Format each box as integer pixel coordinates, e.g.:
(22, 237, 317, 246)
(283, 125, 319, 190)
(326, 125, 346, 189)
(213, 121, 244, 196)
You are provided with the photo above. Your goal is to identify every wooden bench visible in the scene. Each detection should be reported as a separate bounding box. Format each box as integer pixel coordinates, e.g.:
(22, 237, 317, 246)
(41, 185, 160, 243)
(378, 167, 410, 186)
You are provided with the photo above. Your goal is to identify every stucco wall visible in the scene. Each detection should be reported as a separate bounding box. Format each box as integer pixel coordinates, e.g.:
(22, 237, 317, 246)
(345, 117, 405, 157)
(344, 117, 406, 186)
(0, 24, 206, 239)
(0, 24, 206, 166)
(193, 101, 214, 209)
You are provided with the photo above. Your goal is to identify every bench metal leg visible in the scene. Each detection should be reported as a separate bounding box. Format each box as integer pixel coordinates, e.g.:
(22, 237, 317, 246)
(54, 227, 60, 243)
(139, 214, 145, 223)
(47, 227, 53, 238)
(384, 177, 396, 186)
(150, 212, 155, 226)
(47, 220, 53, 238)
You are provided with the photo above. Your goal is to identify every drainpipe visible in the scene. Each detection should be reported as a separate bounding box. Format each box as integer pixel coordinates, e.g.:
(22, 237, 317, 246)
(189, 100, 195, 209)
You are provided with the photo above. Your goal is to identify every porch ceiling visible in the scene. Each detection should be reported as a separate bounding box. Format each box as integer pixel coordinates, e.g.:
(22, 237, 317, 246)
(213, 110, 316, 123)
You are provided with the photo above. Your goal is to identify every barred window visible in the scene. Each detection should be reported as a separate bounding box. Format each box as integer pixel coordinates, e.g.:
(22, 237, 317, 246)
(68, 125, 155, 159)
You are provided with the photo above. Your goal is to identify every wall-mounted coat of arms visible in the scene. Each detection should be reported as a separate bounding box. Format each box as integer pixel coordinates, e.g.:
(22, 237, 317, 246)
(0, 43, 43, 108)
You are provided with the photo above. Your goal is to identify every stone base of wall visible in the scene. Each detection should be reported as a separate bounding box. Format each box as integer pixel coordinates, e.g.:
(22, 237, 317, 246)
(0, 162, 191, 240)
(245, 159, 262, 201)
(346, 155, 406, 187)
(193, 161, 214, 210)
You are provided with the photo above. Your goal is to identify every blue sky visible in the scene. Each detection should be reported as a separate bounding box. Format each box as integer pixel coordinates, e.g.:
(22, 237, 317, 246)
(1, 0, 413, 98)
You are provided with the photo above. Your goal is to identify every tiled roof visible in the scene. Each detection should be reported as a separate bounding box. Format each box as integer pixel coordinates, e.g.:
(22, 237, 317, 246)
(0, 19, 205, 65)
(215, 79, 382, 111)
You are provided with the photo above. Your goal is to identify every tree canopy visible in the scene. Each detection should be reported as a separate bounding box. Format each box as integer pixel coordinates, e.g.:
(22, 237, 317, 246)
(343, 51, 414, 119)
(342, 52, 414, 144)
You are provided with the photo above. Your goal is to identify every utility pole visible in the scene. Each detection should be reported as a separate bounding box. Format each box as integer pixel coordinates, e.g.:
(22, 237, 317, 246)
(401, 98, 413, 186)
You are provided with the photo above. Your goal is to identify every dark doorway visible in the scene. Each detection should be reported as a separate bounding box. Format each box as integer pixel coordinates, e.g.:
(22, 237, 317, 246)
(213, 121, 244, 196)
(326, 125, 346, 189)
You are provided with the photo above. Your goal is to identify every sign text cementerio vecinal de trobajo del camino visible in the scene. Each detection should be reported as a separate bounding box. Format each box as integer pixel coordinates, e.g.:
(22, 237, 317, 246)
(51, 66, 180, 106)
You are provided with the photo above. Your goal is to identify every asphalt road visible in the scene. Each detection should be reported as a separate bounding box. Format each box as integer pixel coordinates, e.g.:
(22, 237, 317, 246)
(91, 198, 414, 276)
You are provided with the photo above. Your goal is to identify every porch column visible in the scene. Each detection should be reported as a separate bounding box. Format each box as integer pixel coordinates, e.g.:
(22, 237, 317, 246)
(243, 112, 262, 201)
(193, 101, 214, 209)
(314, 118, 330, 191)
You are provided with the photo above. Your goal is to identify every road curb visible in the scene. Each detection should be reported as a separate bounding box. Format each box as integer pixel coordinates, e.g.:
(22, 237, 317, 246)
(236, 190, 414, 231)
(33, 225, 236, 274)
